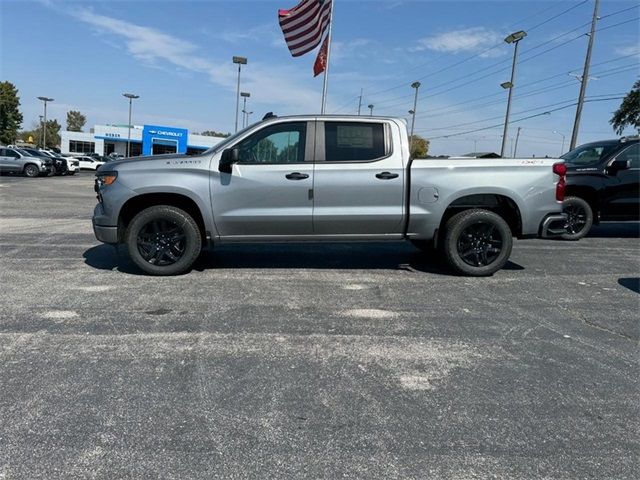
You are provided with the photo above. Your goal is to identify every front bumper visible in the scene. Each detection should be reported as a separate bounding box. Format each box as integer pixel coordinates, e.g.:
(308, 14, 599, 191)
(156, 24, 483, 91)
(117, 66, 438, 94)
(92, 203, 118, 243)
(539, 213, 567, 238)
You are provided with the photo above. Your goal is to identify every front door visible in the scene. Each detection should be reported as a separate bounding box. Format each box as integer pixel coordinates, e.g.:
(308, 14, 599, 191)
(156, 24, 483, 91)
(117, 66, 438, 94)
(312, 120, 406, 235)
(602, 143, 640, 219)
(211, 121, 314, 237)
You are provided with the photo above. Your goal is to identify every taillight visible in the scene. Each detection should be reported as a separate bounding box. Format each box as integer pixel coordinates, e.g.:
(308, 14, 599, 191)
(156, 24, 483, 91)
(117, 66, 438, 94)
(553, 162, 566, 201)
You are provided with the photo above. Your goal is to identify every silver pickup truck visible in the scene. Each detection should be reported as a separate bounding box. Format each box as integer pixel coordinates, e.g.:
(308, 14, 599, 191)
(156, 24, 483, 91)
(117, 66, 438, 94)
(92, 115, 567, 276)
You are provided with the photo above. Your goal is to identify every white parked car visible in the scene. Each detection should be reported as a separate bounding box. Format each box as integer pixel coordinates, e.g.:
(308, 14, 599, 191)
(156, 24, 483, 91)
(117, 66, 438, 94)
(76, 156, 105, 170)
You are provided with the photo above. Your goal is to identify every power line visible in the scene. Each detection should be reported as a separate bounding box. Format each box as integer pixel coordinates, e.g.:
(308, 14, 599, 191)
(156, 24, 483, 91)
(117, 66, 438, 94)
(426, 97, 624, 140)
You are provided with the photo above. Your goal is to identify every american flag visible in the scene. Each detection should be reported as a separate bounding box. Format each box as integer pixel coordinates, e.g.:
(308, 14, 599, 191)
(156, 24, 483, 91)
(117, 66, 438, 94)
(278, 0, 332, 58)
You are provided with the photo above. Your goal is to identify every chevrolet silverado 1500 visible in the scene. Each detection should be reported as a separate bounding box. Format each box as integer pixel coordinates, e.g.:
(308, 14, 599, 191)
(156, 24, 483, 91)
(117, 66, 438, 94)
(92, 115, 567, 276)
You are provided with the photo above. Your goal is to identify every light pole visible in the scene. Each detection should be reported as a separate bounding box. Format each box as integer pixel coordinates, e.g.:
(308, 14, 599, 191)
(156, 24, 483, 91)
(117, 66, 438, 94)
(553, 130, 566, 156)
(357, 88, 363, 115)
(37, 96, 54, 149)
(240, 92, 250, 128)
(245, 111, 253, 126)
(233, 56, 247, 133)
(123, 93, 139, 157)
(513, 126, 522, 158)
(409, 81, 421, 155)
(368, 104, 374, 116)
(500, 30, 527, 158)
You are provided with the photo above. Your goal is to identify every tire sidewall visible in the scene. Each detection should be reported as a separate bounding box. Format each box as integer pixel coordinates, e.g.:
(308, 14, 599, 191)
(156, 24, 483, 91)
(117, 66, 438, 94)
(561, 196, 593, 241)
(125, 206, 201, 276)
(444, 209, 513, 276)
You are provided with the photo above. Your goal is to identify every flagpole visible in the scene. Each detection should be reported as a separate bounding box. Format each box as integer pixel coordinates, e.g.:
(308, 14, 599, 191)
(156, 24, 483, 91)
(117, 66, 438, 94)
(320, 0, 334, 114)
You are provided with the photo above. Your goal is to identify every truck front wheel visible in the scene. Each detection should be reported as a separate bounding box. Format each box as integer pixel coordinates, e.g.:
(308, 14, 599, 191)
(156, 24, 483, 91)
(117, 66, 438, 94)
(124, 205, 202, 276)
(443, 209, 513, 276)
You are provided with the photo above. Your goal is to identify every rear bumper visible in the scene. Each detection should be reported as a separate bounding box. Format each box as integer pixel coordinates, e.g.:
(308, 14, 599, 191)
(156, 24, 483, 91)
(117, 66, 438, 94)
(539, 213, 567, 238)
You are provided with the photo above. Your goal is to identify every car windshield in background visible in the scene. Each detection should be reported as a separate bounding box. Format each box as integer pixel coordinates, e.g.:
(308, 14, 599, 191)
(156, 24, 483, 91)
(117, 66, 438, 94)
(561, 143, 618, 166)
(16, 149, 35, 156)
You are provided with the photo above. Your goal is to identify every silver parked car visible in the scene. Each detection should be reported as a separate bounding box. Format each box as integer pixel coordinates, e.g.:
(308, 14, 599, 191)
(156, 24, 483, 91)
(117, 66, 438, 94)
(0, 147, 52, 177)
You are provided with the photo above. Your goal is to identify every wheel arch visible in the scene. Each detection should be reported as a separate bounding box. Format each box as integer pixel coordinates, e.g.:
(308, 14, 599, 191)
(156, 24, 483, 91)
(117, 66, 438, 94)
(436, 193, 523, 245)
(118, 192, 208, 245)
(563, 185, 599, 223)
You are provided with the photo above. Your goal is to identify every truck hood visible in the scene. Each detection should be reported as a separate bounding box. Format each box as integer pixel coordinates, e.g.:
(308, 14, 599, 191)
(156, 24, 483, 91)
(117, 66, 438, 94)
(98, 153, 210, 173)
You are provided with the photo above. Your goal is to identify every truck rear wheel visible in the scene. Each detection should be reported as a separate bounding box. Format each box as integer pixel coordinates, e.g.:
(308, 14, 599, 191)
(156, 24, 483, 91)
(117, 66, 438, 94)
(443, 209, 513, 276)
(561, 196, 593, 241)
(124, 205, 202, 276)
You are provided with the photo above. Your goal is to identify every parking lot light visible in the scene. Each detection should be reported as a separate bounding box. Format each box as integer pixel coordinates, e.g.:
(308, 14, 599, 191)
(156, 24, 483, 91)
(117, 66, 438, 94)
(368, 104, 374, 116)
(122, 93, 140, 157)
(37, 97, 54, 149)
(500, 30, 527, 158)
(241, 92, 251, 128)
(233, 56, 248, 133)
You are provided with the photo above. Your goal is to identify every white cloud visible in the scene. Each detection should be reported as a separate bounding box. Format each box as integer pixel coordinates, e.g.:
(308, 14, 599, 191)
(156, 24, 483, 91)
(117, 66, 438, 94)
(614, 45, 640, 57)
(412, 27, 504, 57)
(69, 9, 323, 113)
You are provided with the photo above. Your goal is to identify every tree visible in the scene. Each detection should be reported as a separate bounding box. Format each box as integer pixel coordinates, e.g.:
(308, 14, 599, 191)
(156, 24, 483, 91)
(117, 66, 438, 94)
(0, 81, 24, 144)
(27, 120, 61, 149)
(409, 134, 430, 159)
(610, 80, 640, 135)
(199, 130, 231, 138)
(66, 110, 86, 132)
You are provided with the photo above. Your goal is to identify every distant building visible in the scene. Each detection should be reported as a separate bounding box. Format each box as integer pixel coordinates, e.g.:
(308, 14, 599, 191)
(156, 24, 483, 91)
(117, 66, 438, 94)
(60, 124, 226, 156)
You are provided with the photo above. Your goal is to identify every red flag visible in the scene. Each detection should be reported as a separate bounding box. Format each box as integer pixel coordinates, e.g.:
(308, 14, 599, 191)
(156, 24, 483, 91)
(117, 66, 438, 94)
(313, 35, 329, 77)
(278, 0, 332, 57)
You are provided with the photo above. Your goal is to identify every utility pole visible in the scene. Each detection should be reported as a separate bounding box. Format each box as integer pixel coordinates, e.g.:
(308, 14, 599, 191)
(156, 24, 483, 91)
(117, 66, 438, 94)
(570, 0, 600, 150)
(357, 88, 363, 115)
(514, 127, 522, 158)
(368, 104, 374, 116)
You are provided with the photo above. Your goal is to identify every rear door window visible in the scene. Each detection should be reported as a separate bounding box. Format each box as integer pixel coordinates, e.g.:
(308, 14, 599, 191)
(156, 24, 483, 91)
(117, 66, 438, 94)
(324, 122, 386, 162)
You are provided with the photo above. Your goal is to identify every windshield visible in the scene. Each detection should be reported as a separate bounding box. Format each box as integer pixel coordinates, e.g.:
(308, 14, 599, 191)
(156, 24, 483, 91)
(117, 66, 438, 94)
(21, 148, 44, 157)
(17, 149, 35, 157)
(561, 142, 618, 166)
(203, 122, 259, 155)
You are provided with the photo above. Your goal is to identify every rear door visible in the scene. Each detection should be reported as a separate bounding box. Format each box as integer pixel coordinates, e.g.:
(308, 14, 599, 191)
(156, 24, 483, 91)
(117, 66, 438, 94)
(312, 120, 405, 235)
(211, 121, 315, 237)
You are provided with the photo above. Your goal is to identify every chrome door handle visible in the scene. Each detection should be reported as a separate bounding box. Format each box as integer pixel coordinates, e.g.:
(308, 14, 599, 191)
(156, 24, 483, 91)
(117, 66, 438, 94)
(285, 172, 309, 180)
(376, 171, 399, 180)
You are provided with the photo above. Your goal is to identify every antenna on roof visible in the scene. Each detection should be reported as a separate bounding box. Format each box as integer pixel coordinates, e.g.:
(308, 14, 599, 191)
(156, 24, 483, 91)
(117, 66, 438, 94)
(262, 112, 277, 120)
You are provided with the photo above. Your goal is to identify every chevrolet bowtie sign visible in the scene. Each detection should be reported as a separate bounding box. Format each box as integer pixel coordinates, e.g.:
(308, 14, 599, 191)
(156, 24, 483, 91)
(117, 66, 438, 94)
(142, 125, 188, 156)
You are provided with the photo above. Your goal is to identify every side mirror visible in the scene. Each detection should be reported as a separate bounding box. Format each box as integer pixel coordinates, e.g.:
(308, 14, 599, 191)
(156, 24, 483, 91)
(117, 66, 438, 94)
(219, 148, 239, 174)
(608, 158, 630, 174)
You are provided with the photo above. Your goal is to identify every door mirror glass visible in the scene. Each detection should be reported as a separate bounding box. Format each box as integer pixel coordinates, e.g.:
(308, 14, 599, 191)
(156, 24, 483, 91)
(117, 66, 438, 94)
(219, 148, 239, 173)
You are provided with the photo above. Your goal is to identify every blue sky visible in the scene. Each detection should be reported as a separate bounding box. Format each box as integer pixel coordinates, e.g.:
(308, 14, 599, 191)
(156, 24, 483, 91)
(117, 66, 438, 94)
(2, 0, 638, 156)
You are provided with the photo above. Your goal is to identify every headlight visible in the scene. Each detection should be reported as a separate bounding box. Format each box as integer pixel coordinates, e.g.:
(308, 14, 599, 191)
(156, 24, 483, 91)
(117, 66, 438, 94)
(96, 171, 118, 188)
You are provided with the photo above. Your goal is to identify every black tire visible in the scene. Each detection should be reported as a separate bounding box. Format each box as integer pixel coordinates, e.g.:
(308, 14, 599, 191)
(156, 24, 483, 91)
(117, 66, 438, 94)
(561, 196, 593, 241)
(24, 164, 40, 178)
(124, 205, 202, 276)
(443, 209, 513, 277)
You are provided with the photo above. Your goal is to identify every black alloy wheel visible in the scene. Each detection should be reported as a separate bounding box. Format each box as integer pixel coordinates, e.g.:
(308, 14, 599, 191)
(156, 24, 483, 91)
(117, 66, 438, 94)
(561, 196, 593, 241)
(456, 222, 503, 267)
(443, 209, 513, 276)
(125, 205, 202, 275)
(136, 219, 186, 266)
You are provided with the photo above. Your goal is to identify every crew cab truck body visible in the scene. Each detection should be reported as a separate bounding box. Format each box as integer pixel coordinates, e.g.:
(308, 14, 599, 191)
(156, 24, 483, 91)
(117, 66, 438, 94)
(93, 115, 566, 276)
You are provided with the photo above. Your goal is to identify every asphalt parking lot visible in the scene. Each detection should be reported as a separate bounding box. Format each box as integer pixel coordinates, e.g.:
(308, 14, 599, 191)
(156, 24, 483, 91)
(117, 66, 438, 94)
(0, 172, 638, 479)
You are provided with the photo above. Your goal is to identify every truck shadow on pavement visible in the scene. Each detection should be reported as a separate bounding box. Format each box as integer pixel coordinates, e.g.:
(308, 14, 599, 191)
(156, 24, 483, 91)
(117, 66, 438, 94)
(618, 277, 640, 294)
(83, 243, 525, 276)
(587, 222, 640, 238)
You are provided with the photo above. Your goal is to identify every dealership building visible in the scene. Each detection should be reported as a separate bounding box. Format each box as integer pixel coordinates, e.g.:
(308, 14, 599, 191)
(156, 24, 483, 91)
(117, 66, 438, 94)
(60, 124, 226, 157)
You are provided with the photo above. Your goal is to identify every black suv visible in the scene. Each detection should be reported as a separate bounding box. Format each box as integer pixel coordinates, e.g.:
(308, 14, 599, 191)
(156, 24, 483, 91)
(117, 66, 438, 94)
(561, 136, 639, 239)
